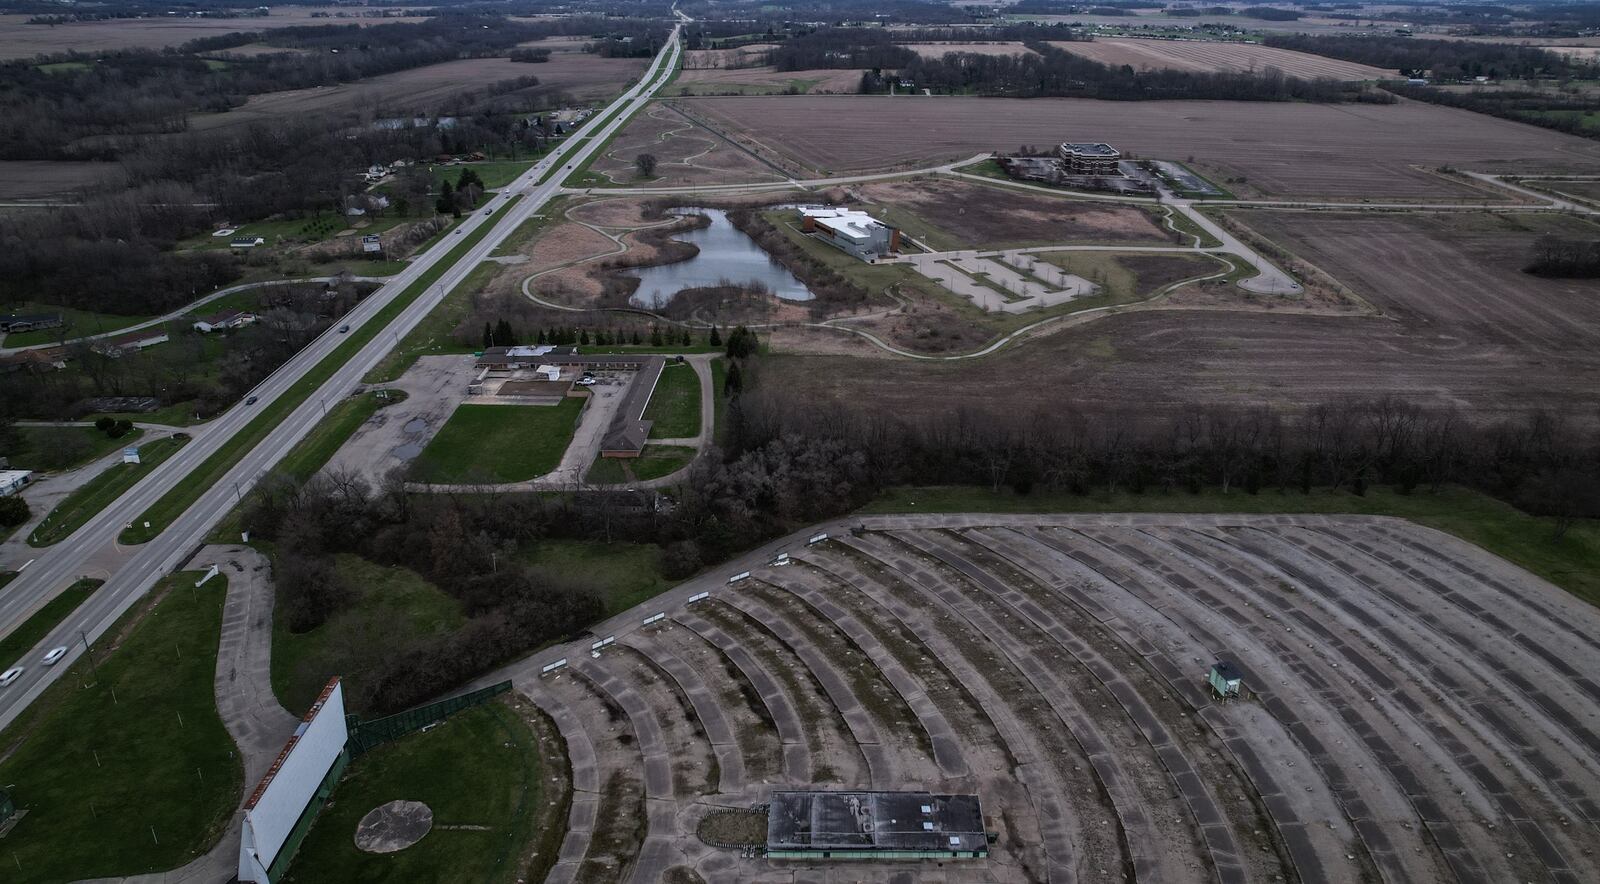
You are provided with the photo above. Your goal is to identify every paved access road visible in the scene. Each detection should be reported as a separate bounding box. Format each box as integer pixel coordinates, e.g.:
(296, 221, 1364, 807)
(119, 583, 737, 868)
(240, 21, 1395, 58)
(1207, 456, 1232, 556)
(0, 27, 684, 733)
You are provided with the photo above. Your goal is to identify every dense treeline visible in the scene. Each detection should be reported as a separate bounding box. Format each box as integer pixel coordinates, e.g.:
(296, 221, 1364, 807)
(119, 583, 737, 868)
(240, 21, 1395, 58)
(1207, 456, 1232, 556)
(0, 14, 663, 161)
(1383, 82, 1600, 139)
(680, 0, 978, 24)
(1263, 33, 1592, 80)
(766, 25, 1088, 71)
(769, 28, 917, 71)
(1524, 235, 1600, 277)
(877, 42, 1390, 102)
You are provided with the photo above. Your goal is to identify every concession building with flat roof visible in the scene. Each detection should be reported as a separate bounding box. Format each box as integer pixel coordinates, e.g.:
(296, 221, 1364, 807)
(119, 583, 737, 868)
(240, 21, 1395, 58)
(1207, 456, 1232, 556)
(767, 791, 988, 861)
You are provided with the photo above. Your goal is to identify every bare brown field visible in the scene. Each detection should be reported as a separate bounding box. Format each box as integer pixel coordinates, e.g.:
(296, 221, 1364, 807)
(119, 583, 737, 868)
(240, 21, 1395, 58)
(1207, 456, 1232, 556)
(684, 95, 1600, 199)
(588, 104, 787, 188)
(0, 160, 123, 200)
(1050, 38, 1392, 80)
(0, 10, 426, 60)
(773, 210, 1600, 416)
(670, 66, 864, 96)
(854, 177, 1174, 248)
(189, 53, 645, 130)
(905, 41, 1037, 58)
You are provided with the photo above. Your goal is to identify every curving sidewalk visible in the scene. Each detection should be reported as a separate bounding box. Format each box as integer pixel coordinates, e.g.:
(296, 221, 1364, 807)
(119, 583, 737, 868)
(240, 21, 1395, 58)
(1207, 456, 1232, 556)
(77, 545, 296, 884)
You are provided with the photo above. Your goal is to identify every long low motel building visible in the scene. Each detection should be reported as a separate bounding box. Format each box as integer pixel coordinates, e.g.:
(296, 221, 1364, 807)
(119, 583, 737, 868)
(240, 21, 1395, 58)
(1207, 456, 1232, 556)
(798, 207, 900, 261)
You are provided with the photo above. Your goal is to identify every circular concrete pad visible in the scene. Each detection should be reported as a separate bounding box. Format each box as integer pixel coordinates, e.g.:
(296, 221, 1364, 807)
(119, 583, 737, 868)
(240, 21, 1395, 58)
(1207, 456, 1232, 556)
(354, 800, 433, 853)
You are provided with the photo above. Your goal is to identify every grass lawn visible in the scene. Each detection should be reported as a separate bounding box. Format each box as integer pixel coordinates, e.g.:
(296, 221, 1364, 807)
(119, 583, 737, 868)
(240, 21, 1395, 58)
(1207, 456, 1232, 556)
(9, 424, 142, 472)
(520, 538, 672, 615)
(644, 362, 701, 438)
(119, 195, 520, 545)
(273, 554, 463, 716)
(0, 571, 242, 883)
(862, 484, 1600, 609)
(410, 401, 583, 484)
(0, 303, 155, 348)
(585, 445, 695, 486)
(0, 578, 101, 669)
(364, 261, 499, 384)
(29, 434, 189, 546)
(431, 159, 538, 191)
(82, 401, 207, 428)
(282, 701, 542, 884)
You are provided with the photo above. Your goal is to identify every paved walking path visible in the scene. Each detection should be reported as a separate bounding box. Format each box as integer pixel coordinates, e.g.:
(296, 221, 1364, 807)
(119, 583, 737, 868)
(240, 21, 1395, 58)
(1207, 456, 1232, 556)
(77, 545, 296, 884)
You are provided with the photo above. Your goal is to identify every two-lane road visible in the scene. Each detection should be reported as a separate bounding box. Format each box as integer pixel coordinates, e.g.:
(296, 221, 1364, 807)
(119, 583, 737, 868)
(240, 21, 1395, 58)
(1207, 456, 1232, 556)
(0, 27, 683, 732)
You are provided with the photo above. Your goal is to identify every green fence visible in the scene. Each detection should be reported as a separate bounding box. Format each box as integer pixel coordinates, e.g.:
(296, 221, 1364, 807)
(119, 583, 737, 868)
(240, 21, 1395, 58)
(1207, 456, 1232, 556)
(344, 681, 512, 758)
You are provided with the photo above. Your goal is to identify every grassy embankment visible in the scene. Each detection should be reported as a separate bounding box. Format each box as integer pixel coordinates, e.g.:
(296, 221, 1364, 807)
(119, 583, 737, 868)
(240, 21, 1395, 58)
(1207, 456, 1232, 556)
(282, 701, 545, 884)
(0, 572, 242, 883)
(862, 484, 1600, 608)
(118, 196, 522, 545)
(586, 445, 696, 485)
(521, 539, 672, 615)
(410, 400, 584, 484)
(29, 435, 189, 546)
(273, 554, 463, 716)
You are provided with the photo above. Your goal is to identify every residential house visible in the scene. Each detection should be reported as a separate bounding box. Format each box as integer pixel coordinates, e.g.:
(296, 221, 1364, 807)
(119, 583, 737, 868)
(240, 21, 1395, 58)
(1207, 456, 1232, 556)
(192, 310, 257, 334)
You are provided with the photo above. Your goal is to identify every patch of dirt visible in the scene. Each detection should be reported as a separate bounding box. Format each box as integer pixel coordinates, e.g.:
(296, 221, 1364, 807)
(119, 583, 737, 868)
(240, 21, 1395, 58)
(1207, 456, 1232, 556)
(354, 799, 433, 853)
(695, 808, 768, 847)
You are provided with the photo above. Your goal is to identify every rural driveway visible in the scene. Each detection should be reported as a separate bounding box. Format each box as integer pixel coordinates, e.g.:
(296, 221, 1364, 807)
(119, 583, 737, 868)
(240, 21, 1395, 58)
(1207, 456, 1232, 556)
(77, 544, 296, 884)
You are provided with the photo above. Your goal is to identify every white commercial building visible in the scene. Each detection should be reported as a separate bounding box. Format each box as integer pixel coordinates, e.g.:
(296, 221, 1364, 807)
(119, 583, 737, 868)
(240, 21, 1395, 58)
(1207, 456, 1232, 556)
(0, 469, 32, 496)
(798, 206, 901, 261)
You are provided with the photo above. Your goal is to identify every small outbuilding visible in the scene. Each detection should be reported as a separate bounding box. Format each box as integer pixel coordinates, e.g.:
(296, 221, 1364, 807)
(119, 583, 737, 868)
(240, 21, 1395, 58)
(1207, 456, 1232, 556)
(0, 469, 33, 496)
(1208, 661, 1244, 700)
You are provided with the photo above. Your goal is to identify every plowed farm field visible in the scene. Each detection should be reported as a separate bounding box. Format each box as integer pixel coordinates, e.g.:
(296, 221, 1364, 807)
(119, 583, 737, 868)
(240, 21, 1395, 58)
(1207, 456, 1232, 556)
(506, 513, 1600, 883)
(770, 210, 1600, 416)
(0, 11, 426, 60)
(1050, 38, 1392, 80)
(683, 95, 1600, 199)
(189, 53, 646, 130)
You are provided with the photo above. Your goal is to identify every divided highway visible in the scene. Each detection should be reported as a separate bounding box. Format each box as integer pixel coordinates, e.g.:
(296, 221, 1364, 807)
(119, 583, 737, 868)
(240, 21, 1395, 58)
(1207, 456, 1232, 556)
(0, 26, 683, 732)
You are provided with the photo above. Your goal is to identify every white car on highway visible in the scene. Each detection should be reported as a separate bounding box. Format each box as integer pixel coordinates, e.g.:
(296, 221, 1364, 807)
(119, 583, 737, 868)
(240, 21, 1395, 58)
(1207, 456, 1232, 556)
(0, 667, 22, 687)
(42, 646, 68, 666)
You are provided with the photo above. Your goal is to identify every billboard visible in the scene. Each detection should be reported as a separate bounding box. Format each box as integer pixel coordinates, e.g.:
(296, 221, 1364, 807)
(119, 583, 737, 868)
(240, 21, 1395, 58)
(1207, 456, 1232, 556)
(239, 678, 348, 883)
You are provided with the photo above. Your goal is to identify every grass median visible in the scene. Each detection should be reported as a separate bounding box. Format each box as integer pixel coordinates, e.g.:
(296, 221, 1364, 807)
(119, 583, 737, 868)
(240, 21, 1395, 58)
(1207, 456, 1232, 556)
(0, 578, 101, 668)
(29, 435, 188, 547)
(119, 198, 520, 546)
(0, 571, 241, 883)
